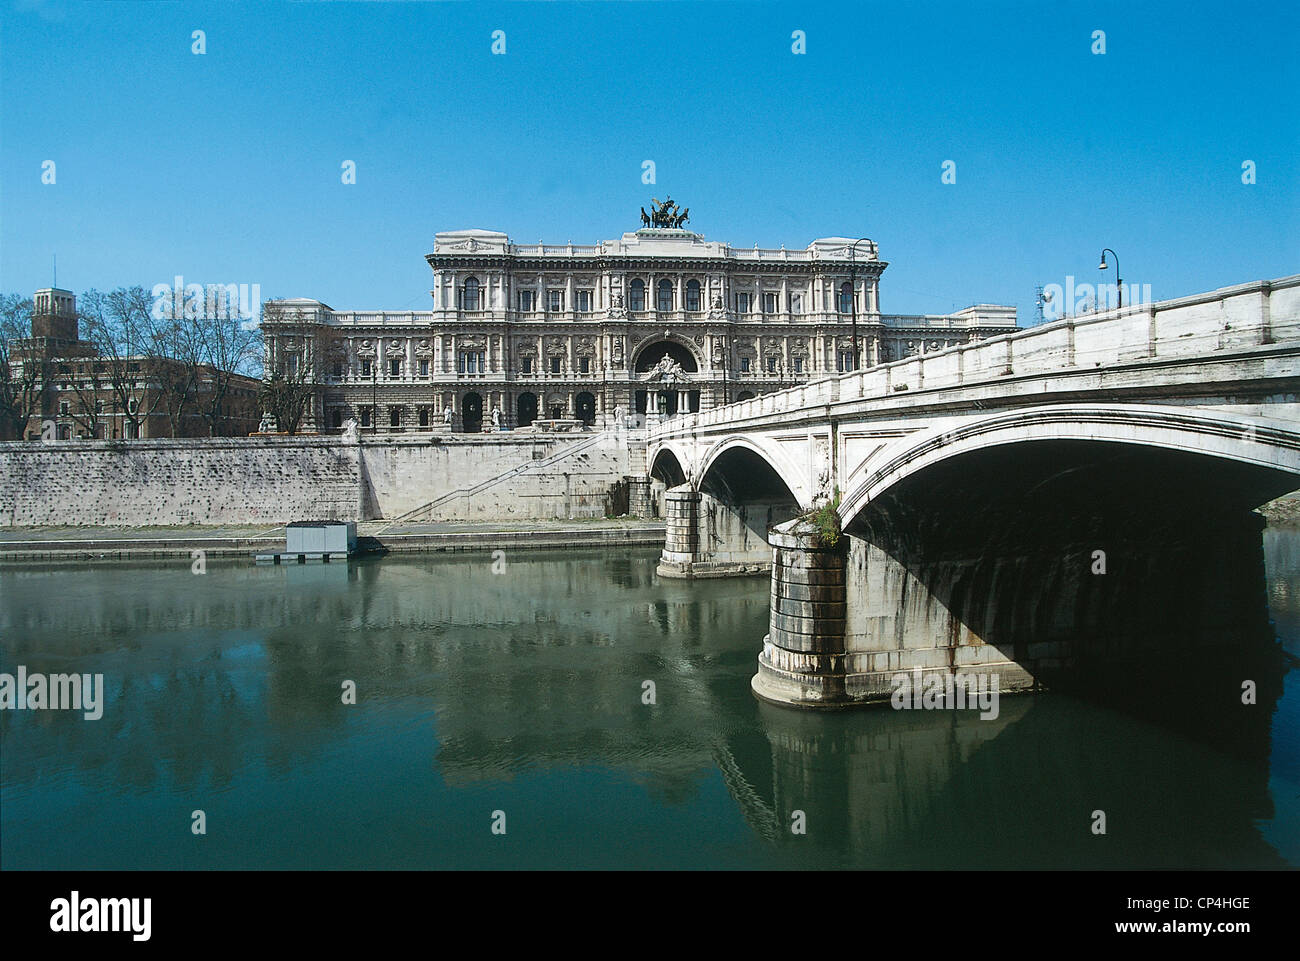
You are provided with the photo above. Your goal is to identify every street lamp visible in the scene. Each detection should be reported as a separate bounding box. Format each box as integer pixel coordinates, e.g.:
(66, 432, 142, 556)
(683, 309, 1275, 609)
(848, 238, 873, 371)
(1098, 248, 1122, 310)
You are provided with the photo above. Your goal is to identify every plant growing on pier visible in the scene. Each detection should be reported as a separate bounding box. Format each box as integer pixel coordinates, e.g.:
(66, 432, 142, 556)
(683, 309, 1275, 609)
(804, 488, 842, 548)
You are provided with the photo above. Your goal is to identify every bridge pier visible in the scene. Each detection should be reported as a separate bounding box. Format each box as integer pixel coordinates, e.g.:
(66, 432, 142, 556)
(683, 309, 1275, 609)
(752, 518, 853, 705)
(657, 484, 785, 579)
(657, 486, 700, 577)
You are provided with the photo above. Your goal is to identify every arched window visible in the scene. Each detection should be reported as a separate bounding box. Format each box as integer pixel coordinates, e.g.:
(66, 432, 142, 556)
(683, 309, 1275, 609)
(628, 279, 645, 311)
(685, 279, 701, 312)
(464, 277, 481, 311)
(657, 280, 674, 312)
(838, 282, 854, 314)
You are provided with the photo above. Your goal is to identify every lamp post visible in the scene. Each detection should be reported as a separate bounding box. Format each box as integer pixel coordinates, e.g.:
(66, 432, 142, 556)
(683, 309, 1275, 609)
(848, 238, 873, 371)
(1098, 248, 1122, 310)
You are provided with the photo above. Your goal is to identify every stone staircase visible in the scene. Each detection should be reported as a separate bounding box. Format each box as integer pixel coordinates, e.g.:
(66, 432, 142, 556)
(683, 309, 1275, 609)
(384, 430, 614, 525)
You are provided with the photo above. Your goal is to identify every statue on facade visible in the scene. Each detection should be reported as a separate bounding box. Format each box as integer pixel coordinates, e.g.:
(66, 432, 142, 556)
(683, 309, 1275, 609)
(442, 405, 454, 426)
(258, 411, 279, 434)
(342, 417, 360, 442)
(642, 353, 688, 386)
(491, 406, 502, 430)
(648, 196, 688, 228)
(640, 207, 651, 228)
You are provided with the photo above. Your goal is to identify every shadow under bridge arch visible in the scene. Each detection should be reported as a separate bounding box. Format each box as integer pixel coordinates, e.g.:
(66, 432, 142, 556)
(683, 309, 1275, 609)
(693, 444, 803, 574)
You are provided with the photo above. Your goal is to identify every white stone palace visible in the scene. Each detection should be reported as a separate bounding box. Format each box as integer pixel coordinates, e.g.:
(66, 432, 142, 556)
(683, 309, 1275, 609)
(262, 202, 1017, 433)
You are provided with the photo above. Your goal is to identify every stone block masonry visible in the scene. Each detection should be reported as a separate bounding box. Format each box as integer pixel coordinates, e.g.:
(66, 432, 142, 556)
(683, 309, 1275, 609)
(0, 431, 637, 527)
(1, 437, 362, 527)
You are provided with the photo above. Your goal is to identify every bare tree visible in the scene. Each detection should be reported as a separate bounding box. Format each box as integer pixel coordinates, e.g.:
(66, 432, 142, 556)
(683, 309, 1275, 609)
(0, 294, 47, 440)
(194, 287, 262, 436)
(257, 300, 322, 434)
(79, 287, 172, 438)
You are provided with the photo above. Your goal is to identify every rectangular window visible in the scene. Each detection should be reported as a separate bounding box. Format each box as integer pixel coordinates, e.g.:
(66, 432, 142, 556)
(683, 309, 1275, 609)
(332, 361, 343, 378)
(361, 360, 372, 378)
(791, 293, 803, 314)
(766, 356, 777, 373)
(763, 292, 778, 314)
(547, 289, 564, 312)
(549, 356, 561, 374)
(389, 407, 401, 428)
(837, 350, 855, 372)
(740, 357, 751, 373)
(793, 357, 804, 373)
(521, 356, 533, 374)
(389, 358, 401, 377)
(331, 408, 343, 429)
(457, 351, 486, 374)
(285, 354, 299, 376)
(360, 407, 372, 427)
(419, 359, 429, 377)
(418, 407, 430, 427)
(94, 400, 104, 414)
(579, 356, 590, 374)
(576, 290, 593, 312)
(518, 290, 535, 312)
(736, 293, 750, 314)
(59, 401, 69, 415)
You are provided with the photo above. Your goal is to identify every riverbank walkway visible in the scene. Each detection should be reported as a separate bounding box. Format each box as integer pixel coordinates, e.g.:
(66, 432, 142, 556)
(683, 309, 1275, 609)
(0, 518, 665, 561)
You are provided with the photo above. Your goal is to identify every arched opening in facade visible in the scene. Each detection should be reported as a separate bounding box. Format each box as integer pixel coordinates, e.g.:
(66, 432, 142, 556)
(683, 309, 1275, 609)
(633, 340, 697, 373)
(628, 279, 645, 311)
(634, 340, 700, 416)
(736, 391, 755, 402)
(516, 392, 538, 428)
(575, 391, 596, 426)
(838, 281, 853, 314)
(685, 279, 701, 312)
(463, 276, 481, 311)
(462, 392, 483, 432)
(657, 280, 674, 312)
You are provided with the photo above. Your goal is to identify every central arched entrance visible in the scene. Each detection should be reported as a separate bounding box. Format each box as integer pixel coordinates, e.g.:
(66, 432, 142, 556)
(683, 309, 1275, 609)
(462, 392, 483, 433)
(633, 339, 698, 374)
(633, 339, 699, 416)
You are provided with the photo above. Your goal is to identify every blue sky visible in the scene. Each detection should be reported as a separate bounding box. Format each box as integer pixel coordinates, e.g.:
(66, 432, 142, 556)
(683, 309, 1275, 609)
(2, 0, 1296, 323)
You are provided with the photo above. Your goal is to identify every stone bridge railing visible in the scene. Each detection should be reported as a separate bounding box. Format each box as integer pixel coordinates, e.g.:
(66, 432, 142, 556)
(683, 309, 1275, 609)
(653, 275, 1300, 438)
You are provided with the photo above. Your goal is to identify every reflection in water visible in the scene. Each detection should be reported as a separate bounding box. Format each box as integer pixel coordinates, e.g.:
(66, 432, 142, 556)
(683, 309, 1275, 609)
(1, 533, 1297, 869)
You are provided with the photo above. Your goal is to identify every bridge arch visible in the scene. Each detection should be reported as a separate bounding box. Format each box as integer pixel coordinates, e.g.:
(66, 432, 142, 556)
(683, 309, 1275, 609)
(649, 446, 689, 488)
(696, 436, 810, 508)
(838, 404, 1300, 529)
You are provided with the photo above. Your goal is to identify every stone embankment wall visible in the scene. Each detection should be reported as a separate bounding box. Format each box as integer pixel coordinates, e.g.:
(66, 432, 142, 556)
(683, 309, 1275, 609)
(0, 431, 638, 527)
(0, 437, 362, 526)
(362, 431, 633, 521)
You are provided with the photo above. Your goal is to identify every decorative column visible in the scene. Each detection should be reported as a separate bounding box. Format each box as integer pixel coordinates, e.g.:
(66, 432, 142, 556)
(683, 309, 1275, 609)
(656, 485, 701, 578)
(751, 517, 850, 708)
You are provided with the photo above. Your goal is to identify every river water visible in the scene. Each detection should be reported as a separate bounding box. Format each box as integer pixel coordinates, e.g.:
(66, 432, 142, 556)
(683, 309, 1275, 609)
(2, 530, 1298, 869)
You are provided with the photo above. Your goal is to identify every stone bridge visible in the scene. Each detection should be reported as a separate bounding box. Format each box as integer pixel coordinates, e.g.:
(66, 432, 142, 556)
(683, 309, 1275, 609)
(647, 275, 1300, 708)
